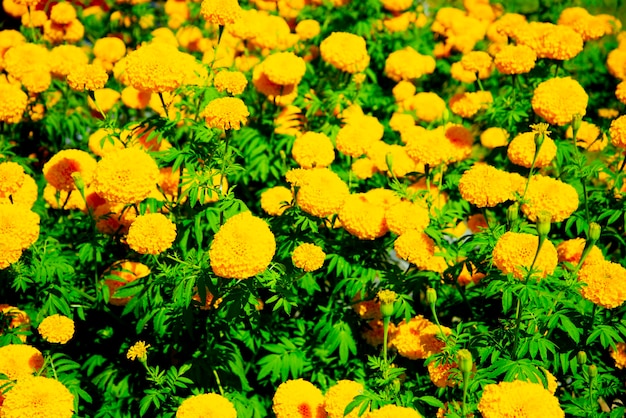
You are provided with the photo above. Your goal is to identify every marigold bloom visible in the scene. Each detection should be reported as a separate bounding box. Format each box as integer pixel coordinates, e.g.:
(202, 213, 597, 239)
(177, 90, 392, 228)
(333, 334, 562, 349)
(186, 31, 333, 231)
(492, 231, 558, 280)
(121, 86, 152, 110)
(201, 97, 249, 131)
(176, 393, 237, 418)
(557, 238, 604, 268)
(457, 262, 485, 286)
(324, 380, 363, 418)
(320, 32, 370, 74)
(200, 0, 241, 26)
(213, 70, 247, 95)
(93, 37, 126, 65)
(43, 184, 86, 211)
(428, 361, 458, 388)
(577, 260, 626, 309)
(93, 148, 159, 204)
(127, 341, 151, 361)
(478, 380, 564, 418)
(609, 115, 626, 149)
(449, 91, 492, 118)
(494, 44, 536, 75)
(507, 131, 557, 168)
(272, 379, 326, 418)
(480, 127, 509, 148)
(385, 200, 430, 235)
(558, 7, 610, 41)
(0, 161, 25, 199)
(1, 375, 74, 418)
(292, 243, 326, 272)
(0, 305, 30, 342)
(0, 203, 40, 251)
(394, 230, 437, 270)
(339, 193, 388, 240)
(520, 175, 579, 223)
(103, 260, 151, 306)
(50, 2, 76, 24)
(38, 314, 75, 344)
(67, 64, 108, 91)
(392, 81, 416, 103)
(262, 52, 307, 86)
(49, 45, 89, 77)
(0, 82, 27, 123)
(404, 92, 446, 122)
(336, 116, 384, 158)
(260, 186, 292, 216)
(391, 315, 449, 359)
(531, 77, 588, 126)
(0, 344, 44, 379)
(351, 157, 378, 180)
(367, 403, 422, 417)
(210, 211, 276, 279)
(292, 131, 335, 169)
(126, 213, 176, 255)
(610, 342, 626, 369)
(296, 168, 350, 218)
(458, 164, 524, 208)
(295, 19, 321, 40)
(460, 50, 492, 76)
(42, 149, 97, 192)
(384, 47, 436, 82)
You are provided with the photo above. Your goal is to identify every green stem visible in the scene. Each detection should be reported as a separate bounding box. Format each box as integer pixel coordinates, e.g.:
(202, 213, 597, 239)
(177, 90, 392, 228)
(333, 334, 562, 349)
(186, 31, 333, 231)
(213, 369, 225, 396)
(461, 371, 470, 417)
(382, 316, 390, 365)
(218, 132, 231, 226)
(475, 75, 484, 91)
(158, 92, 169, 119)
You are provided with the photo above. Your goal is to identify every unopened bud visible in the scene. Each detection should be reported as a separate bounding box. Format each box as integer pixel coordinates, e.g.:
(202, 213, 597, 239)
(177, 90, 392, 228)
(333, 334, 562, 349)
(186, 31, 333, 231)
(378, 289, 397, 318)
(457, 349, 473, 374)
(588, 364, 598, 378)
(572, 114, 583, 137)
(426, 288, 437, 306)
(537, 211, 552, 238)
(72, 172, 85, 193)
(588, 223, 601, 243)
(577, 350, 588, 365)
(507, 203, 519, 224)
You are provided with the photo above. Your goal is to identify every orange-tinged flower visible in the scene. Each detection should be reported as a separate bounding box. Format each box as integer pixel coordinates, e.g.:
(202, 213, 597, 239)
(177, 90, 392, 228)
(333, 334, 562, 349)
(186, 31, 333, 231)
(324, 380, 364, 418)
(176, 393, 237, 418)
(392, 81, 416, 103)
(0, 375, 74, 418)
(320, 32, 370, 74)
(610, 342, 626, 369)
(126, 213, 176, 254)
(609, 115, 626, 149)
(428, 360, 459, 388)
(103, 260, 151, 306)
(43, 184, 86, 211)
(38, 314, 75, 344)
(351, 157, 378, 180)
(0, 161, 25, 199)
(272, 379, 326, 418)
(386, 200, 430, 235)
(339, 193, 388, 240)
(295, 19, 321, 40)
(458, 164, 524, 208)
(492, 231, 558, 280)
(201, 97, 249, 130)
(393, 230, 437, 270)
(404, 92, 446, 122)
(0, 305, 30, 342)
(478, 380, 563, 418)
(460, 50, 492, 77)
(50, 2, 76, 24)
(43, 149, 97, 192)
(494, 44, 536, 74)
(531, 77, 588, 126)
(0, 344, 44, 379)
(49, 45, 89, 77)
(391, 315, 449, 360)
(292, 243, 326, 272)
(366, 404, 422, 418)
(577, 260, 626, 309)
(557, 238, 604, 268)
(93, 37, 126, 65)
(480, 127, 509, 148)
(0, 203, 40, 251)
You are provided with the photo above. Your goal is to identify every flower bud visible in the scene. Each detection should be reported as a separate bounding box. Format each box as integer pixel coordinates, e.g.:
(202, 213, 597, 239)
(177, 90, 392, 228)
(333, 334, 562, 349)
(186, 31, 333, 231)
(426, 288, 437, 306)
(378, 289, 397, 318)
(536, 211, 551, 238)
(577, 350, 588, 365)
(587, 222, 601, 243)
(457, 349, 473, 374)
(588, 364, 598, 378)
(507, 203, 519, 224)
(572, 114, 582, 138)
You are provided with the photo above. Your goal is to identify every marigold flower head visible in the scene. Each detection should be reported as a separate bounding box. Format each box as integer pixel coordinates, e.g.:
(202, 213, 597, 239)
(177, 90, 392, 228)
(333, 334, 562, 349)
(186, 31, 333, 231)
(2, 0, 28, 17)
(480, 127, 509, 148)
(610, 342, 626, 369)
(338, 193, 388, 240)
(392, 81, 416, 103)
(126, 341, 151, 361)
(4, 44, 49, 85)
(459, 164, 524, 208)
(262, 52, 307, 86)
(43, 149, 97, 192)
(427, 361, 458, 388)
(292, 243, 326, 272)
(558, 7, 609, 41)
(66, 64, 108, 91)
(93, 37, 126, 65)
(0, 305, 30, 342)
(460, 50, 492, 75)
(385, 200, 430, 235)
(0, 161, 25, 199)
(126, 213, 176, 254)
(260, 186, 292, 216)
(296, 168, 350, 218)
(320, 32, 370, 74)
(478, 380, 564, 418)
(494, 44, 536, 75)
(507, 131, 557, 168)
(292, 131, 335, 169)
(324, 380, 363, 418)
(176, 393, 237, 418)
(49, 45, 89, 78)
(210, 211, 276, 279)
(520, 175, 579, 223)
(43, 184, 86, 211)
(201, 97, 249, 131)
(2, 375, 74, 418)
(531, 77, 588, 126)
(38, 314, 75, 344)
(0, 203, 40, 252)
(609, 115, 626, 149)
(0, 344, 43, 379)
(391, 316, 449, 360)
(393, 230, 438, 270)
(404, 92, 446, 123)
(295, 19, 321, 40)
(449, 91, 491, 118)
(103, 260, 151, 306)
(200, 0, 241, 26)
(213, 70, 247, 95)
(351, 157, 378, 180)
(384, 47, 436, 82)
(272, 379, 326, 418)
(492, 231, 558, 280)
(577, 260, 626, 309)
(457, 261, 485, 286)
(557, 238, 604, 268)
(0, 82, 27, 123)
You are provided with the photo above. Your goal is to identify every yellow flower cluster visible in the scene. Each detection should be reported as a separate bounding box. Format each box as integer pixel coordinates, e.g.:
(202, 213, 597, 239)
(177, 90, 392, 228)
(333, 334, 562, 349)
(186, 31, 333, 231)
(292, 131, 335, 169)
(609, 115, 626, 149)
(67, 64, 108, 91)
(200, 0, 241, 26)
(366, 404, 423, 418)
(460, 50, 492, 77)
(391, 315, 449, 360)
(0, 203, 40, 269)
(394, 230, 441, 271)
(295, 19, 321, 40)
(512, 22, 583, 61)
(291, 243, 326, 272)
(478, 380, 564, 418)
(324, 380, 364, 418)
(507, 131, 557, 168)
(0, 375, 74, 418)
(558, 7, 618, 41)
(428, 361, 458, 388)
(176, 393, 237, 418)
(42, 149, 97, 192)
(480, 127, 509, 148)
(0, 344, 44, 379)
(262, 52, 307, 86)
(492, 232, 558, 280)
(336, 115, 384, 158)
(126, 213, 176, 254)
(320, 32, 370, 74)
(0, 161, 25, 198)
(449, 91, 492, 118)
(104, 260, 151, 306)
(260, 186, 293, 216)
(384, 47, 436, 82)
(577, 260, 626, 309)
(38, 314, 75, 344)
(50, 47, 88, 77)
(531, 77, 588, 126)
(566, 120, 606, 151)
(0, 304, 30, 342)
(209, 211, 276, 279)
(431, 7, 487, 56)
(494, 44, 537, 74)
(0, 82, 27, 123)
(557, 238, 604, 268)
(385, 200, 430, 235)
(521, 175, 579, 222)
(272, 379, 326, 418)
(339, 193, 388, 240)
(458, 163, 524, 208)
(296, 168, 350, 218)
(404, 92, 446, 123)
(93, 37, 127, 69)
(201, 97, 249, 131)
(126, 340, 151, 361)
(403, 124, 473, 166)
(213, 70, 248, 95)
(610, 342, 626, 369)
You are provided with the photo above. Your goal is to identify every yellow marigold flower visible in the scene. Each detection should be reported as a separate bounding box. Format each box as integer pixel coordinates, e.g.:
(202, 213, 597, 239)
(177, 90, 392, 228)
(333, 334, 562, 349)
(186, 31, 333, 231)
(0, 161, 25, 199)
(558, 7, 608, 41)
(121, 86, 151, 110)
(449, 91, 491, 118)
(0, 244, 22, 269)
(610, 342, 626, 369)
(252, 63, 298, 106)
(50, 2, 76, 24)
(521, 175, 579, 223)
(213, 70, 247, 95)
(176, 393, 237, 418)
(93, 148, 159, 204)
(210, 211, 276, 279)
(1, 375, 74, 418)
(557, 238, 604, 267)
(123, 43, 193, 93)
(457, 261, 485, 286)
(295, 19, 320, 40)
(460, 50, 492, 76)
(273, 379, 326, 418)
(200, 0, 241, 26)
(103, 260, 151, 306)
(494, 44, 536, 75)
(260, 186, 292, 216)
(531, 77, 588, 126)
(403, 125, 465, 166)
(609, 115, 626, 149)
(296, 168, 350, 218)
(0, 305, 30, 342)
(262, 52, 307, 86)
(38, 314, 75, 344)
(492, 231, 558, 280)
(577, 260, 626, 309)
(386, 201, 430, 235)
(351, 157, 378, 180)
(507, 131, 557, 168)
(480, 127, 509, 148)
(391, 316, 449, 360)
(392, 81, 416, 103)
(49, 45, 89, 77)
(126, 213, 176, 255)
(67, 64, 108, 91)
(0, 344, 44, 379)
(126, 341, 151, 361)
(389, 112, 415, 133)
(0, 82, 27, 123)
(336, 117, 384, 158)
(478, 380, 564, 418)
(325, 380, 364, 418)
(459, 164, 524, 208)
(367, 144, 418, 178)
(362, 319, 396, 347)
(2, 0, 27, 17)
(381, 0, 412, 12)
(0, 203, 40, 251)
(88, 88, 121, 113)
(339, 193, 388, 240)
(43, 184, 86, 211)
(93, 37, 126, 65)
(428, 361, 458, 388)
(292, 243, 326, 272)
(394, 230, 437, 270)
(384, 47, 436, 82)
(88, 128, 124, 157)
(42, 149, 97, 192)
(404, 92, 446, 123)
(292, 131, 335, 169)
(364, 188, 401, 210)
(92, 201, 136, 235)
(352, 294, 381, 320)
(320, 32, 370, 74)
(449, 61, 477, 83)
(201, 97, 249, 131)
